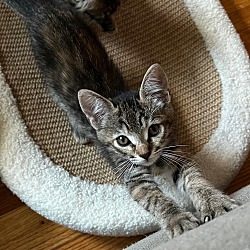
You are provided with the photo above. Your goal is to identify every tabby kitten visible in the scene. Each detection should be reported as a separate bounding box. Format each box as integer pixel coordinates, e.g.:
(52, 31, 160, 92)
(2, 0, 239, 239)
(78, 64, 239, 237)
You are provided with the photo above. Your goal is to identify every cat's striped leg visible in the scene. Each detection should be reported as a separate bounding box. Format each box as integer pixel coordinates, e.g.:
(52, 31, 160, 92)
(125, 167, 200, 239)
(67, 112, 93, 144)
(179, 162, 239, 223)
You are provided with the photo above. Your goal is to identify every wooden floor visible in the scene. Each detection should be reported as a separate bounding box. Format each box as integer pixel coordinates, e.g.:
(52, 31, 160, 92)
(1, 0, 250, 249)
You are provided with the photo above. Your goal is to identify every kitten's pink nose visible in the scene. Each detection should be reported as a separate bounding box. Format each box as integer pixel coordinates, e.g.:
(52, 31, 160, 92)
(140, 152, 151, 160)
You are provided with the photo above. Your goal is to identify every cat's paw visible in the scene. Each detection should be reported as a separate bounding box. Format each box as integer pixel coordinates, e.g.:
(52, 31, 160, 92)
(73, 133, 91, 144)
(72, 127, 92, 144)
(163, 211, 200, 239)
(200, 194, 239, 223)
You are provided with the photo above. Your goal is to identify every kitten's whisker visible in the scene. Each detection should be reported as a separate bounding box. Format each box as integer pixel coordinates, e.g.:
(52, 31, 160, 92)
(162, 149, 192, 161)
(166, 158, 183, 171)
(115, 162, 130, 173)
(113, 162, 129, 174)
(116, 164, 131, 180)
(114, 160, 133, 180)
(127, 163, 135, 178)
(161, 153, 188, 170)
(115, 167, 128, 179)
(162, 149, 190, 154)
(164, 152, 188, 161)
(163, 145, 189, 150)
(161, 154, 181, 168)
(163, 153, 207, 179)
(160, 156, 179, 172)
(166, 154, 190, 166)
(164, 151, 197, 165)
(166, 153, 207, 179)
(113, 160, 130, 170)
(161, 158, 176, 172)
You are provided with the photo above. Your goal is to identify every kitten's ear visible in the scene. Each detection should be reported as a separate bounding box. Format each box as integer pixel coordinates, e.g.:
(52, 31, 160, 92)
(139, 64, 171, 108)
(78, 89, 115, 130)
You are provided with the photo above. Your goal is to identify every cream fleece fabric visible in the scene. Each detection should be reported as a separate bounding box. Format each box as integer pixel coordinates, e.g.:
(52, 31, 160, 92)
(184, 0, 250, 189)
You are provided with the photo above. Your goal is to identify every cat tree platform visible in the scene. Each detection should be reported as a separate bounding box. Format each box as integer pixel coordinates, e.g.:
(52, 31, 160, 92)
(0, 0, 250, 238)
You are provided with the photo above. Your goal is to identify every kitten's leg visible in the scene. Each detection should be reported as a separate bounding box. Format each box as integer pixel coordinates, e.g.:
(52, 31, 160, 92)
(67, 113, 92, 144)
(71, 123, 91, 144)
(125, 167, 200, 239)
(179, 161, 239, 223)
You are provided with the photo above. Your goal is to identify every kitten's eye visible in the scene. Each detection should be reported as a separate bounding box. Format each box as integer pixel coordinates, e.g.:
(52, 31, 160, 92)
(116, 136, 131, 147)
(148, 124, 161, 137)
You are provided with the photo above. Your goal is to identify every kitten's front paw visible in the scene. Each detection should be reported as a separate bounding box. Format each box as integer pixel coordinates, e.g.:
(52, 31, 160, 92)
(72, 126, 92, 144)
(73, 132, 91, 144)
(200, 194, 239, 223)
(163, 211, 200, 239)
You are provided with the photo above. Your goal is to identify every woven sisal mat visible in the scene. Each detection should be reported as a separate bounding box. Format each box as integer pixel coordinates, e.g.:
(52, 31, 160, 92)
(0, 0, 221, 184)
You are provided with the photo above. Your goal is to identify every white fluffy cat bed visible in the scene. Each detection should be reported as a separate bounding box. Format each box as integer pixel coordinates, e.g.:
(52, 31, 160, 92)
(0, 0, 250, 236)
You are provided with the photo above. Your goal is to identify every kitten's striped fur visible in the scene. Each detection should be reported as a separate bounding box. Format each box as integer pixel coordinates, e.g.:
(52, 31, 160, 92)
(79, 64, 239, 238)
(2, 0, 239, 239)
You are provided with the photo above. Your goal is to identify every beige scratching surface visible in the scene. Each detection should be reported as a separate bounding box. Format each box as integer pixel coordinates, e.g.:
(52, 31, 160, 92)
(0, 0, 222, 184)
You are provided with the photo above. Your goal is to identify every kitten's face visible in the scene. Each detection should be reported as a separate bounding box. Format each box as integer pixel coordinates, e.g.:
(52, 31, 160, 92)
(96, 97, 174, 166)
(78, 63, 173, 167)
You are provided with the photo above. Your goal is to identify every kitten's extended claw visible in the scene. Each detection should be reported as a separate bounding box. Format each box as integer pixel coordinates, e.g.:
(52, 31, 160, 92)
(164, 211, 200, 239)
(200, 194, 239, 224)
(204, 215, 211, 223)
